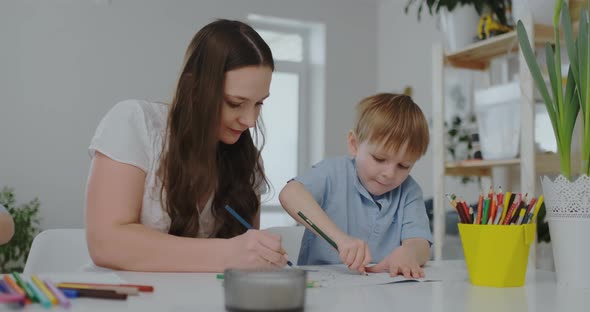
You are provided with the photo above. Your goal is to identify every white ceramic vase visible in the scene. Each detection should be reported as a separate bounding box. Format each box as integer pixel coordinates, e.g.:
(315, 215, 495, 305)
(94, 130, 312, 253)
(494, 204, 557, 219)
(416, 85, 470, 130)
(512, 0, 556, 25)
(439, 5, 479, 52)
(541, 175, 590, 289)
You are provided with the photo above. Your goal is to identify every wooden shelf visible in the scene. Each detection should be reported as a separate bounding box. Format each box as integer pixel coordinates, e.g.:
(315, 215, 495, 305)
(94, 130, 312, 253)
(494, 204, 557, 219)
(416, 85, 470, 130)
(431, 15, 550, 261)
(445, 158, 520, 176)
(446, 31, 519, 70)
(444, 153, 581, 176)
(445, 24, 559, 70)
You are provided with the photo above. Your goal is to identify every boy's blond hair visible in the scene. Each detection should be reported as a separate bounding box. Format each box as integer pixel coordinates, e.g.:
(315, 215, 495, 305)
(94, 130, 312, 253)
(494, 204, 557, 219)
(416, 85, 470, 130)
(353, 93, 429, 160)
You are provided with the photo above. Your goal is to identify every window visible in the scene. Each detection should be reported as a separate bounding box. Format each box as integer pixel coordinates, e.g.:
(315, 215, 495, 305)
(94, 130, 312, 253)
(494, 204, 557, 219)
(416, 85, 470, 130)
(248, 17, 316, 228)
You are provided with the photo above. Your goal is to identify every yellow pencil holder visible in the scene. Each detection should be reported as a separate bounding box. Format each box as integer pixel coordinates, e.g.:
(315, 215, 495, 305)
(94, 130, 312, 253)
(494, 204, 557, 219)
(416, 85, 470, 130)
(458, 223, 536, 287)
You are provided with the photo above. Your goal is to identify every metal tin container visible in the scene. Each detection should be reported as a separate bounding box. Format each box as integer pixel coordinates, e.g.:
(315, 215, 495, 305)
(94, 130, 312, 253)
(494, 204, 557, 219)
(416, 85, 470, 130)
(223, 268, 306, 312)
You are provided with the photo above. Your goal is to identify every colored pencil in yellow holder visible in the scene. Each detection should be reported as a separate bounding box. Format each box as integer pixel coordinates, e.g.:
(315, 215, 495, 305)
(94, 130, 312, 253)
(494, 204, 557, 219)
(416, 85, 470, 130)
(458, 223, 536, 287)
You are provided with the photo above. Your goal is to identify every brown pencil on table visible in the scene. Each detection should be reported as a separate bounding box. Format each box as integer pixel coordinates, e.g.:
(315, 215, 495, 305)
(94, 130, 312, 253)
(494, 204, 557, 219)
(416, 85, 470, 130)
(58, 287, 128, 300)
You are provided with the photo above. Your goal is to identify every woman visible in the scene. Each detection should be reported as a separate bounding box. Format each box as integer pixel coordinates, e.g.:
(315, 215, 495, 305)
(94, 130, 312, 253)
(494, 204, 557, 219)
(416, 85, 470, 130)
(85, 19, 288, 272)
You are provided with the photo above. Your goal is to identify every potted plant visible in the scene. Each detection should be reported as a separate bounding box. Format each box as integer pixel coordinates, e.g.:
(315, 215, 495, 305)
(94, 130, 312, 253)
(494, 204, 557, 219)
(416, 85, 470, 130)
(405, 0, 511, 51)
(517, 0, 589, 288)
(0, 187, 41, 273)
(405, 0, 510, 25)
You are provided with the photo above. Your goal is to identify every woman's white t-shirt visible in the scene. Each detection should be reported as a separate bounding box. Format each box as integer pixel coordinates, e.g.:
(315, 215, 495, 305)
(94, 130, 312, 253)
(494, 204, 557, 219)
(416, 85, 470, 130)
(88, 100, 216, 237)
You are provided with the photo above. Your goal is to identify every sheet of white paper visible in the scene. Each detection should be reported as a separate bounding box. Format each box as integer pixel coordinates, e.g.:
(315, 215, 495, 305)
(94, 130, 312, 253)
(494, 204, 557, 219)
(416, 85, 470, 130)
(36, 272, 125, 284)
(301, 265, 438, 288)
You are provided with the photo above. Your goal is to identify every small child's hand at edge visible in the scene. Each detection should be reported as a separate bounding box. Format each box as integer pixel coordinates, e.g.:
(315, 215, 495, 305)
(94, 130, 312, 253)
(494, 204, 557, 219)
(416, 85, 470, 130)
(365, 245, 424, 278)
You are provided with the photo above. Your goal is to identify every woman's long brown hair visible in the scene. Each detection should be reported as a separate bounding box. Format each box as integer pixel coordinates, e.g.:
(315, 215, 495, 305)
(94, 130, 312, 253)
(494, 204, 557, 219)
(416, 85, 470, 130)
(158, 19, 273, 238)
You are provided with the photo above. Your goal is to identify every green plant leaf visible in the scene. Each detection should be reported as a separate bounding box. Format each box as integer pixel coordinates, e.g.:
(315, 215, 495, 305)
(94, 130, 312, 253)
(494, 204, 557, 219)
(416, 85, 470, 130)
(0, 187, 41, 273)
(562, 2, 579, 84)
(564, 68, 580, 138)
(584, 10, 590, 174)
(545, 43, 561, 119)
(517, 18, 575, 179)
(517, 21, 562, 147)
(561, 2, 589, 175)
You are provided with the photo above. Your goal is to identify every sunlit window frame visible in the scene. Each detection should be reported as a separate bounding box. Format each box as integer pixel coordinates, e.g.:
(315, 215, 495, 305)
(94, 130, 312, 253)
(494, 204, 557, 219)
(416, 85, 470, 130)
(250, 22, 311, 212)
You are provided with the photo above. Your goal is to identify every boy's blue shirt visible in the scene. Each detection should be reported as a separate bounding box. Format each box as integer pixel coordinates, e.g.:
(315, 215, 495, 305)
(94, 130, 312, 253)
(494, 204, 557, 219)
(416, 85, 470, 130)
(295, 156, 433, 265)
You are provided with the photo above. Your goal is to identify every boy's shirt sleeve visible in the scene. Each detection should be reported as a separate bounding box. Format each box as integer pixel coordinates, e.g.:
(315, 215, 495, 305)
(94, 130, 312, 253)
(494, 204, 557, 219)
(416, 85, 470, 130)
(400, 178, 433, 244)
(292, 159, 333, 209)
(0, 204, 7, 214)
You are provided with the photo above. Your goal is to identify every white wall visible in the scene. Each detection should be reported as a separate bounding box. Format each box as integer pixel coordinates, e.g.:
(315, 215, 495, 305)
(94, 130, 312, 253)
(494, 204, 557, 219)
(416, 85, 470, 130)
(377, 0, 442, 200)
(377, 0, 482, 204)
(0, 0, 377, 230)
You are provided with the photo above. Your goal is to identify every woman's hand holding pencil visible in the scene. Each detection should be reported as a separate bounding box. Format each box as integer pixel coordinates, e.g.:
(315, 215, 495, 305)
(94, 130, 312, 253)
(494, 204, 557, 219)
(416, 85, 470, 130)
(227, 230, 289, 269)
(224, 205, 292, 268)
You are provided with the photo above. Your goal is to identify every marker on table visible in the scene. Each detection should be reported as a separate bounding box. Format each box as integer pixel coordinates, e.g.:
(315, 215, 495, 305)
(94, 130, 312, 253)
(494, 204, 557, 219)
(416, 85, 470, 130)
(225, 205, 293, 267)
(57, 287, 128, 300)
(0, 293, 26, 304)
(32, 275, 58, 305)
(3, 275, 31, 305)
(11, 272, 38, 303)
(57, 283, 139, 295)
(44, 279, 71, 309)
(27, 277, 52, 308)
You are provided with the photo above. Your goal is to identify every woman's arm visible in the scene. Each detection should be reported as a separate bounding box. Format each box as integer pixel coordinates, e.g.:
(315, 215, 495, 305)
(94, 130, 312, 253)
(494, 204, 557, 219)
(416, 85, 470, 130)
(0, 209, 15, 245)
(86, 152, 286, 272)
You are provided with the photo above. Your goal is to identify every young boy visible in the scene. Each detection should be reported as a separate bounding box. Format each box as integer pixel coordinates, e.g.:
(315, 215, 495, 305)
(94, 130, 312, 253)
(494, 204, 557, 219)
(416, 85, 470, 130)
(279, 93, 432, 278)
(0, 203, 15, 245)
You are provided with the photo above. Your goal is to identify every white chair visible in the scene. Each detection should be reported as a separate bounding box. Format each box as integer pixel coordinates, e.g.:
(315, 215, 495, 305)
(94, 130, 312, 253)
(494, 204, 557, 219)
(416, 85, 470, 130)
(24, 228, 92, 275)
(265, 225, 305, 264)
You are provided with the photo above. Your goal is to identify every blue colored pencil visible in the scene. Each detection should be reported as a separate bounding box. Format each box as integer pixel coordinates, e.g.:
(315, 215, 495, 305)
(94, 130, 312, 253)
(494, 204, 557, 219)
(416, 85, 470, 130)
(224, 205, 293, 266)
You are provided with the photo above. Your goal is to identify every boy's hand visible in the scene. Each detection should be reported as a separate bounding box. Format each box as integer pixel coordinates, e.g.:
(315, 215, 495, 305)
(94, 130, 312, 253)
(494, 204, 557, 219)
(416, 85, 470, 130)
(365, 245, 424, 278)
(335, 235, 372, 274)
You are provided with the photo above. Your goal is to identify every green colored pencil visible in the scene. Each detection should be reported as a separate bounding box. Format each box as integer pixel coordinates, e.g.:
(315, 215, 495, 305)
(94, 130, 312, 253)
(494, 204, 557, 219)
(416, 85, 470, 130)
(297, 211, 338, 250)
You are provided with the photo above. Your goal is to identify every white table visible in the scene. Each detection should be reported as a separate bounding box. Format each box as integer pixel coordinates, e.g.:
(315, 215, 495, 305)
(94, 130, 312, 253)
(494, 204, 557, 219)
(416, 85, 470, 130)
(6, 260, 590, 311)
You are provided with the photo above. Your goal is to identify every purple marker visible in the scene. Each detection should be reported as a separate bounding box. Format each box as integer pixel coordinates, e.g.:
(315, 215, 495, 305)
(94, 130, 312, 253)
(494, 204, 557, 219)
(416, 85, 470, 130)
(44, 279, 72, 309)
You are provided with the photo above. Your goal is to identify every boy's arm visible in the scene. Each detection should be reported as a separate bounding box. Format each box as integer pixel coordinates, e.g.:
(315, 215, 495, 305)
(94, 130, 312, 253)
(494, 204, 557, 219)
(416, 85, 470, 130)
(401, 238, 430, 266)
(279, 181, 348, 245)
(399, 178, 433, 263)
(0, 206, 15, 245)
(279, 181, 372, 272)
